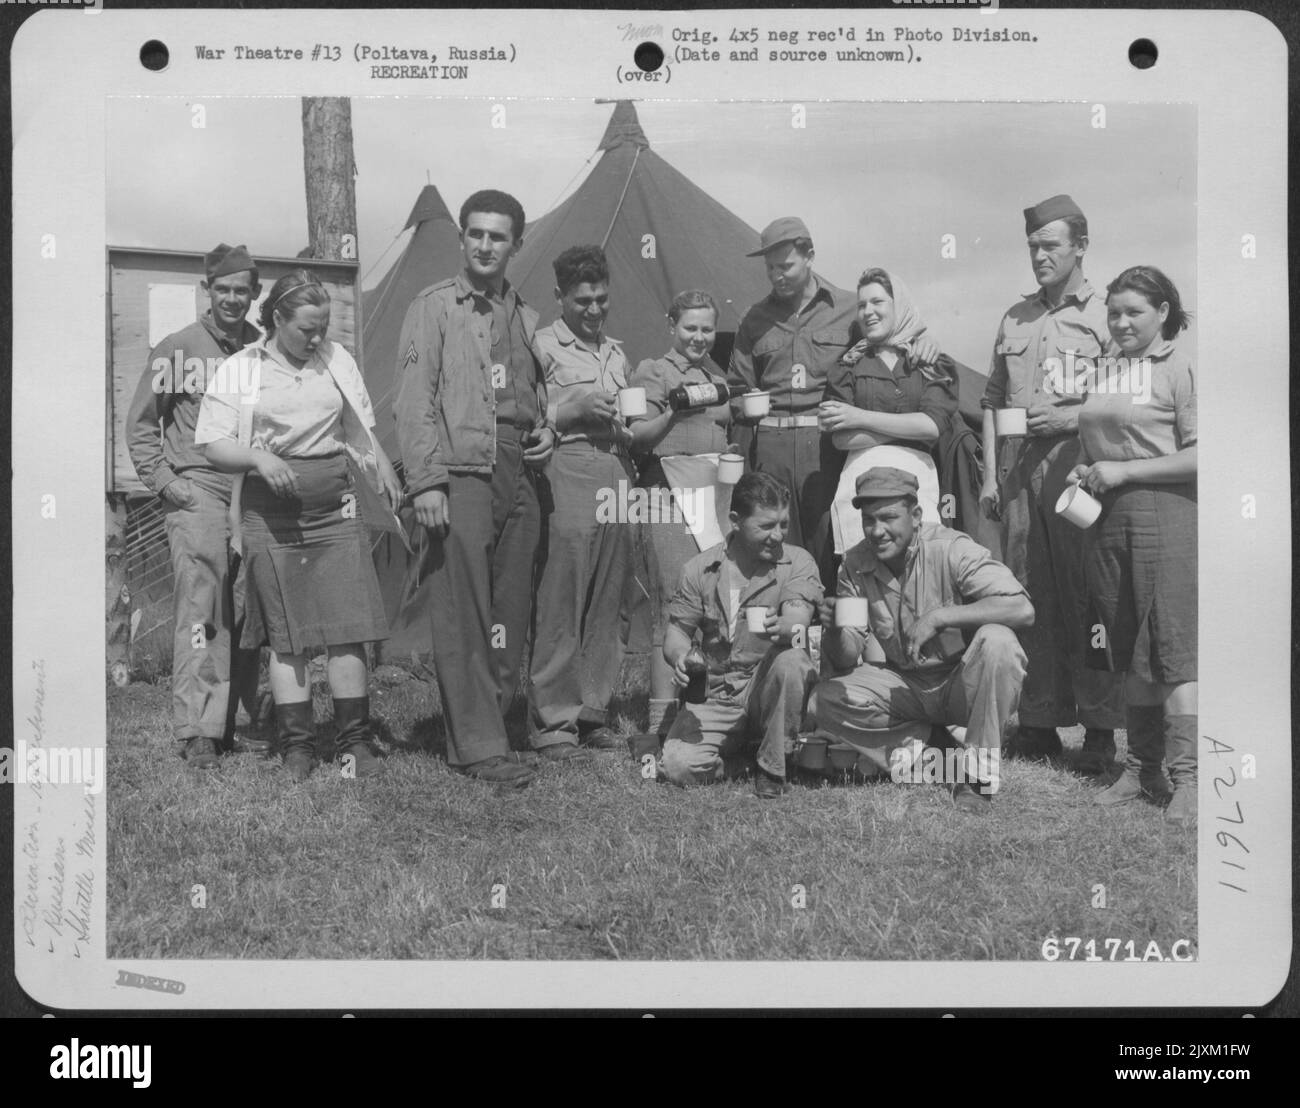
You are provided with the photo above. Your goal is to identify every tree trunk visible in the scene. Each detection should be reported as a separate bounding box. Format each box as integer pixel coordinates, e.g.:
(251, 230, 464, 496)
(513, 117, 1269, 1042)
(301, 97, 357, 261)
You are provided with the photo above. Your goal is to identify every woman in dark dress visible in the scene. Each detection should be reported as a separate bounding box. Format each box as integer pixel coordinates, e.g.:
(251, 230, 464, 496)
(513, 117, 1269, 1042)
(820, 267, 958, 556)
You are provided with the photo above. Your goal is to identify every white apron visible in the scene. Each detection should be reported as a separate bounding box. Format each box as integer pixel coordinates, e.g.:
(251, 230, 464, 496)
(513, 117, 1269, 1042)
(658, 453, 734, 552)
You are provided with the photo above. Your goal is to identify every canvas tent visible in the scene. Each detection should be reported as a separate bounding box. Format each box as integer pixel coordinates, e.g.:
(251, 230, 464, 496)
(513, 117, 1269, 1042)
(509, 100, 772, 371)
(509, 101, 989, 426)
(360, 184, 465, 462)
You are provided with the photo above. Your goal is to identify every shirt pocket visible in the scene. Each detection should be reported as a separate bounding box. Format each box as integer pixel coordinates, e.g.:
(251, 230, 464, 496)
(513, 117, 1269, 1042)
(811, 328, 853, 371)
(548, 360, 599, 391)
(1049, 323, 1106, 399)
(752, 329, 790, 358)
(812, 328, 853, 350)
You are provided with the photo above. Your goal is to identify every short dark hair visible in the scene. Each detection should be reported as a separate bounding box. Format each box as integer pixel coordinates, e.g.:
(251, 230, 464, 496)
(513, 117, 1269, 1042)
(668, 289, 718, 324)
(459, 189, 526, 241)
(1106, 265, 1189, 340)
(731, 472, 790, 519)
(856, 267, 894, 297)
(260, 270, 329, 336)
(553, 245, 609, 294)
(1062, 214, 1089, 246)
(789, 237, 815, 257)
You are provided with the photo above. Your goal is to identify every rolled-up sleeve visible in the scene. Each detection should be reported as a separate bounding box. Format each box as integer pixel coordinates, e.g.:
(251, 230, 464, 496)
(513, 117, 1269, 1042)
(667, 561, 706, 636)
(394, 295, 448, 494)
(823, 557, 868, 671)
(778, 547, 824, 610)
(630, 356, 670, 418)
(981, 323, 1010, 411)
(534, 330, 565, 430)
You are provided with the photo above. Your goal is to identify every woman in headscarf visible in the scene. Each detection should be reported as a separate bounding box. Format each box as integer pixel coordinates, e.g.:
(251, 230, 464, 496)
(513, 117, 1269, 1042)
(820, 268, 959, 555)
(196, 271, 403, 782)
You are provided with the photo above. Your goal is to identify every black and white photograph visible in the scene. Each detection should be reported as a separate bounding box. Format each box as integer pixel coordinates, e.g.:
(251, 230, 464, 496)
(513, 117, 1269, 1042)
(100, 94, 1206, 965)
(7, 6, 1291, 1016)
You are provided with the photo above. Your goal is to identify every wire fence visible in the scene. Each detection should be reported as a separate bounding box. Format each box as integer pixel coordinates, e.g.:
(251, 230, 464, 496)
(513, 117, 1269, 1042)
(123, 497, 177, 675)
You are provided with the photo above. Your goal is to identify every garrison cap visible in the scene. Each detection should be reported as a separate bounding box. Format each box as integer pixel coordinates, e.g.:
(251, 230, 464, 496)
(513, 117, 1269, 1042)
(1023, 194, 1085, 236)
(852, 466, 920, 507)
(204, 243, 258, 281)
(747, 216, 812, 257)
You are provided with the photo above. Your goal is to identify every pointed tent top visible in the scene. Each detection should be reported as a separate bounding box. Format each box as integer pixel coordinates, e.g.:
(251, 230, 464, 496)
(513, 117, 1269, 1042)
(598, 100, 650, 152)
(403, 184, 455, 232)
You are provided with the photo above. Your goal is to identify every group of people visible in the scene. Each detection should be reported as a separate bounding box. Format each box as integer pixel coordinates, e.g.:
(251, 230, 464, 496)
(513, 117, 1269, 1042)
(127, 188, 1197, 822)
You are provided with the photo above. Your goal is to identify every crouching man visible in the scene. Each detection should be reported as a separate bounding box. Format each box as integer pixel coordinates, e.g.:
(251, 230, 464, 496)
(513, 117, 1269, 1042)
(660, 472, 822, 798)
(810, 467, 1033, 813)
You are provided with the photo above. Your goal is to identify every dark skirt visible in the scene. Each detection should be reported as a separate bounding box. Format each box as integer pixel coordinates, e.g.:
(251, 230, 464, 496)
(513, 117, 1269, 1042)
(240, 454, 389, 654)
(1085, 480, 1196, 684)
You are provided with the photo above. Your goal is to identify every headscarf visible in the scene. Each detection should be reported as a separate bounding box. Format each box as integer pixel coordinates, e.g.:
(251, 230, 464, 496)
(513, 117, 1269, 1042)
(840, 269, 929, 367)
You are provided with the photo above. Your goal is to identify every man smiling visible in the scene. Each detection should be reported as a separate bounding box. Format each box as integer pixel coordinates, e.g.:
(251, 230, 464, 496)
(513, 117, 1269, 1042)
(659, 472, 822, 798)
(528, 245, 634, 760)
(729, 218, 940, 586)
(811, 468, 1032, 813)
(126, 243, 264, 768)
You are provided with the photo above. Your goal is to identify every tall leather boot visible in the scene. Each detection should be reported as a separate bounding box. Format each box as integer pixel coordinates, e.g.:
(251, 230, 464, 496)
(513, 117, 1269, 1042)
(275, 701, 317, 782)
(1163, 714, 1198, 825)
(333, 696, 382, 779)
(1096, 705, 1169, 806)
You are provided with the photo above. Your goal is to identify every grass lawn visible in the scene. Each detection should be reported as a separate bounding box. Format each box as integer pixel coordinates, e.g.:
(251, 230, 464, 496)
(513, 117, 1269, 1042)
(107, 654, 1196, 961)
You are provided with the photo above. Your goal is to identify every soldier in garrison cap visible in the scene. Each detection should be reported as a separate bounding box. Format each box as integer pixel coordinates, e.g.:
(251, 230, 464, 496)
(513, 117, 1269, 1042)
(978, 194, 1125, 770)
(125, 242, 266, 769)
(809, 467, 1034, 814)
(727, 219, 941, 589)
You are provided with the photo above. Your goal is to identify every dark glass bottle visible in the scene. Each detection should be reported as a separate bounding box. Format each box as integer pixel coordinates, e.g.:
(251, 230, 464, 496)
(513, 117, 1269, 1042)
(682, 647, 709, 704)
(666, 382, 747, 412)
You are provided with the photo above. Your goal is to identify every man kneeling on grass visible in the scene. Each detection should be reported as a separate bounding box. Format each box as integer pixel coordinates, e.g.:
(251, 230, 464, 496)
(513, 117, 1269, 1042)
(810, 467, 1033, 814)
(660, 472, 822, 798)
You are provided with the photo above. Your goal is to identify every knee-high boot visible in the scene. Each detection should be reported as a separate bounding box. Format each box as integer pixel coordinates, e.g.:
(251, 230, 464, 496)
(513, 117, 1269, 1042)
(1096, 704, 1170, 806)
(1163, 714, 1197, 825)
(333, 696, 382, 779)
(275, 701, 317, 782)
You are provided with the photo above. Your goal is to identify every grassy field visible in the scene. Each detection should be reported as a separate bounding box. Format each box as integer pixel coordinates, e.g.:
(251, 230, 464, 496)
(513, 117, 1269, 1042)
(106, 654, 1196, 961)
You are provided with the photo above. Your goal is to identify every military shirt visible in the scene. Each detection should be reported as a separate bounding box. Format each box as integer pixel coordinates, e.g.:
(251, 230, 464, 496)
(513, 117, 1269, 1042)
(727, 274, 857, 416)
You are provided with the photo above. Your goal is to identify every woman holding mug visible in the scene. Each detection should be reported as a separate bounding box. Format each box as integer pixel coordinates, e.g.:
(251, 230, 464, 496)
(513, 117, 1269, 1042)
(820, 268, 957, 557)
(196, 271, 403, 781)
(627, 289, 735, 743)
(1068, 266, 1197, 824)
